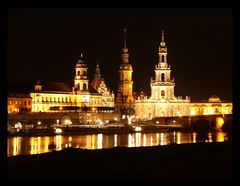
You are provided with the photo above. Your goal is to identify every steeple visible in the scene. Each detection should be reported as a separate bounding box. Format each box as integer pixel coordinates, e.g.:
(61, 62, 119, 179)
(122, 28, 129, 63)
(158, 29, 168, 64)
(124, 28, 127, 49)
(94, 60, 101, 78)
(160, 29, 166, 47)
(161, 29, 164, 42)
(116, 28, 134, 110)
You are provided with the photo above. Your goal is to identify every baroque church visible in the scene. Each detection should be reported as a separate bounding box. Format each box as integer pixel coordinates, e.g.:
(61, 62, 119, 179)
(134, 30, 191, 119)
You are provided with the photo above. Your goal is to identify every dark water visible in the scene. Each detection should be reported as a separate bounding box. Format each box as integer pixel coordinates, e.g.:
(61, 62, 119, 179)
(8, 131, 228, 157)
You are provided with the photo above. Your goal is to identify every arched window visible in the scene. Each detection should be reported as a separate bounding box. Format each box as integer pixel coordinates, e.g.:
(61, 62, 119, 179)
(77, 71, 80, 76)
(161, 73, 165, 81)
(83, 71, 86, 76)
(83, 83, 87, 90)
(161, 90, 165, 97)
(162, 55, 164, 62)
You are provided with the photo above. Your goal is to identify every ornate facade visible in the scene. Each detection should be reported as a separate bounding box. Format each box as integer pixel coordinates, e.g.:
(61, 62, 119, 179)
(190, 96, 232, 116)
(115, 28, 134, 111)
(30, 54, 114, 112)
(135, 30, 190, 119)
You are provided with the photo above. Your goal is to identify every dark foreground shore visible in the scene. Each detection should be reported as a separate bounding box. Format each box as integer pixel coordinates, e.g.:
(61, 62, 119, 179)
(8, 142, 232, 180)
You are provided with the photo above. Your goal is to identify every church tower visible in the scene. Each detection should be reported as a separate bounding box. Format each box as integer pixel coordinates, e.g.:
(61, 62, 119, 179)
(150, 30, 175, 100)
(74, 53, 89, 92)
(116, 28, 134, 110)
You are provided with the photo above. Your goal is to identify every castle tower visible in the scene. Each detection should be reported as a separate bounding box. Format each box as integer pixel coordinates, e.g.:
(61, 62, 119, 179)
(34, 79, 42, 91)
(74, 53, 89, 92)
(116, 28, 134, 110)
(150, 30, 175, 100)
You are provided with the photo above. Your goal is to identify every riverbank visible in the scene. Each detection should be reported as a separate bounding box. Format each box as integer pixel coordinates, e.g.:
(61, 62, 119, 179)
(8, 125, 183, 137)
(8, 142, 232, 179)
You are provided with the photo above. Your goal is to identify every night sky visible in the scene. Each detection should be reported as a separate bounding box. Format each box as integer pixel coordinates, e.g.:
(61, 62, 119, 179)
(8, 8, 232, 101)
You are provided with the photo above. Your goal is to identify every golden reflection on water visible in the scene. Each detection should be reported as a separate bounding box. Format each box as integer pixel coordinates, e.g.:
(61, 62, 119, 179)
(55, 135, 62, 151)
(160, 133, 164, 146)
(193, 133, 197, 143)
(216, 132, 225, 142)
(208, 133, 213, 143)
(176, 132, 181, 144)
(114, 134, 117, 147)
(12, 137, 21, 156)
(136, 132, 141, 147)
(8, 132, 229, 157)
(97, 134, 103, 149)
(143, 134, 147, 147)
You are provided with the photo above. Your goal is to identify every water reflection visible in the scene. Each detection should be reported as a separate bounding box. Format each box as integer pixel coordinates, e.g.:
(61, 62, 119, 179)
(8, 132, 229, 157)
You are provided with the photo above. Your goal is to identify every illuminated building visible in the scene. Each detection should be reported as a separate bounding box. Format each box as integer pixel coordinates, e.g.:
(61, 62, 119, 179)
(30, 54, 114, 112)
(190, 95, 232, 116)
(8, 93, 32, 114)
(8, 29, 232, 120)
(135, 30, 190, 119)
(115, 28, 135, 111)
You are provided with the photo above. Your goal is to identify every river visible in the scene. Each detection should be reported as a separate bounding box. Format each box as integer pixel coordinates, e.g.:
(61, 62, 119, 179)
(8, 131, 229, 157)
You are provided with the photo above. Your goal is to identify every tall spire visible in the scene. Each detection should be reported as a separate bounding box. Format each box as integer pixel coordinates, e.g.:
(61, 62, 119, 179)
(122, 28, 128, 54)
(94, 60, 101, 78)
(161, 29, 164, 42)
(124, 28, 127, 49)
(160, 29, 166, 48)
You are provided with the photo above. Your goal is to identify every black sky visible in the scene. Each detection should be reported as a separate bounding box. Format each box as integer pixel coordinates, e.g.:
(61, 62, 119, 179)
(8, 7, 232, 101)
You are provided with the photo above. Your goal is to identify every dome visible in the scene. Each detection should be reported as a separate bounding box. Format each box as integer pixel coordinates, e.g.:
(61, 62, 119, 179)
(208, 95, 221, 102)
(76, 58, 87, 68)
(160, 41, 166, 47)
(36, 79, 42, 85)
(77, 58, 85, 64)
(120, 63, 132, 70)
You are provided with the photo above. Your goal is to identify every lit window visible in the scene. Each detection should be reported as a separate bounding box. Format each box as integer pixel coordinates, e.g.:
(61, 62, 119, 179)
(161, 90, 165, 96)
